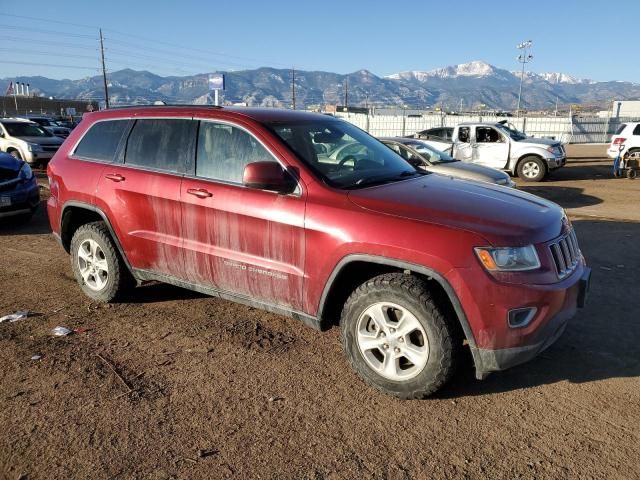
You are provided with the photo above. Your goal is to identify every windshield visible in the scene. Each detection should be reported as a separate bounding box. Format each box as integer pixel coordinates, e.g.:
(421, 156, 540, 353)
(270, 119, 424, 189)
(408, 142, 457, 163)
(495, 123, 527, 141)
(2, 122, 52, 137)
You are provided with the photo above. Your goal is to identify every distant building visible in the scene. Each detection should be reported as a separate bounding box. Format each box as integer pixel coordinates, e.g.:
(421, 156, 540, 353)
(611, 100, 640, 118)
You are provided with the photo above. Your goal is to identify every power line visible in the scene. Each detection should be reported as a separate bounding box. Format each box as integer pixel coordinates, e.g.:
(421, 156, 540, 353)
(0, 36, 97, 50)
(0, 60, 97, 71)
(0, 24, 96, 39)
(0, 47, 98, 61)
(0, 13, 97, 29)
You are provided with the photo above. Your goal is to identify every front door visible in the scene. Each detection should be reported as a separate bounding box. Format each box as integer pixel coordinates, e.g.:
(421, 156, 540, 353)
(180, 120, 306, 310)
(472, 126, 510, 169)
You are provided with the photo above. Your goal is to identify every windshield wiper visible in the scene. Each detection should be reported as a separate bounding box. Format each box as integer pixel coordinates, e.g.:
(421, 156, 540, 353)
(347, 170, 425, 189)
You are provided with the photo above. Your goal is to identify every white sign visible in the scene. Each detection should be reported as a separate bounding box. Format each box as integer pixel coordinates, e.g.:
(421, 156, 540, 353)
(208, 73, 225, 91)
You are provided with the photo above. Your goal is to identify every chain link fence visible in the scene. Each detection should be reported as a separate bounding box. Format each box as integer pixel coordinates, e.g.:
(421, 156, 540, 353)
(335, 111, 640, 144)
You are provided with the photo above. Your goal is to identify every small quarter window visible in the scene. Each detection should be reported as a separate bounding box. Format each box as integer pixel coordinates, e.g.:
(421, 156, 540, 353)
(74, 120, 129, 162)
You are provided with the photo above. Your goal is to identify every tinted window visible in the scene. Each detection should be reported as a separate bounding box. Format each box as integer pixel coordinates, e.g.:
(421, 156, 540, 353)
(633, 124, 640, 135)
(458, 127, 470, 143)
(2, 122, 51, 137)
(125, 119, 195, 173)
(615, 124, 627, 135)
(196, 122, 274, 183)
(74, 120, 129, 162)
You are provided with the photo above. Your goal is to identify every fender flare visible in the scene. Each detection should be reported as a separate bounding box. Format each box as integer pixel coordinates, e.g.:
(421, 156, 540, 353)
(317, 254, 483, 373)
(60, 200, 137, 278)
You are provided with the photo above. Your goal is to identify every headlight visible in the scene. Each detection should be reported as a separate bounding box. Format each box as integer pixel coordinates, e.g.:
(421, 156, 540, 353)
(475, 245, 540, 271)
(27, 143, 43, 152)
(546, 146, 559, 154)
(19, 162, 33, 181)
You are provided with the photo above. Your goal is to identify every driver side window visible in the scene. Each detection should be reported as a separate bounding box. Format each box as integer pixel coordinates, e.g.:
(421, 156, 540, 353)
(476, 127, 503, 143)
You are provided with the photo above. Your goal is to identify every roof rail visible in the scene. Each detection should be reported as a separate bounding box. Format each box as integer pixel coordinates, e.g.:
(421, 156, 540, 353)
(105, 104, 223, 110)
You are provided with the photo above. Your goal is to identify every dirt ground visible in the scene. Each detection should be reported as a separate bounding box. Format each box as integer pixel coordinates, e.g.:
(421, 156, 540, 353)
(1, 152, 639, 480)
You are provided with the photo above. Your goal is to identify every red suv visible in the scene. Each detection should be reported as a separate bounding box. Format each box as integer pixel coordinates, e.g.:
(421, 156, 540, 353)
(47, 106, 590, 398)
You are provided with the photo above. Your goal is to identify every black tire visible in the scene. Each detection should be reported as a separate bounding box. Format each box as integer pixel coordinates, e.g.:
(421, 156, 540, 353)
(627, 169, 637, 179)
(70, 221, 133, 302)
(516, 156, 546, 182)
(340, 273, 458, 399)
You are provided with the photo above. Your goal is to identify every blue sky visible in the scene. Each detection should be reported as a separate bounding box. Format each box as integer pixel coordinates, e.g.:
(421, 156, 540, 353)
(0, 0, 636, 81)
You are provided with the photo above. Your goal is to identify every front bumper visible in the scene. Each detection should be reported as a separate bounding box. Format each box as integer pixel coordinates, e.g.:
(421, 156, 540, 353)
(545, 154, 566, 169)
(473, 267, 591, 377)
(0, 179, 40, 218)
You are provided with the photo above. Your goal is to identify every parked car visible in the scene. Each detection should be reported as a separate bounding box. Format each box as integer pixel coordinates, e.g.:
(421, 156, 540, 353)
(417, 121, 566, 182)
(21, 116, 72, 138)
(380, 137, 516, 187)
(47, 106, 590, 398)
(0, 151, 40, 220)
(0, 118, 65, 166)
(607, 122, 640, 160)
(410, 127, 454, 153)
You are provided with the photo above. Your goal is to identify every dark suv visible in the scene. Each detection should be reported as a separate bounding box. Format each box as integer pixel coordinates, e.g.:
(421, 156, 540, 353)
(47, 106, 590, 398)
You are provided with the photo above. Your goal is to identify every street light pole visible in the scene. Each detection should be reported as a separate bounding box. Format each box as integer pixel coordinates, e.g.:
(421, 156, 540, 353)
(515, 40, 533, 117)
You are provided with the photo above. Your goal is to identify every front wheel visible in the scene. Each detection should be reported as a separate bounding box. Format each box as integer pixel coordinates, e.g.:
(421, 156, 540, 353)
(340, 273, 458, 399)
(9, 150, 22, 160)
(517, 156, 547, 182)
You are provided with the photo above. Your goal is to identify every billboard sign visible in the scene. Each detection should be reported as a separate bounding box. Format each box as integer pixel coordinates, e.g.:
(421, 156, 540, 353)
(208, 73, 225, 91)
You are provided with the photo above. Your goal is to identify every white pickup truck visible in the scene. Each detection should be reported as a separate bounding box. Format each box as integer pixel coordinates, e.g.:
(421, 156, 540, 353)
(414, 121, 566, 182)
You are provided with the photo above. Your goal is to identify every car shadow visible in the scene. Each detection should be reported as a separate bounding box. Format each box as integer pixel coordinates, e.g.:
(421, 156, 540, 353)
(546, 160, 612, 182)
(436, 218, 640, 399)
(0, 198, 52, 236)
(121, 282, 207, 304)
(518, 185, 603, 208)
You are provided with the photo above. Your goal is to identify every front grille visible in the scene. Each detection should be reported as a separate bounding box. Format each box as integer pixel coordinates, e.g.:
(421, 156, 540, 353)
(549, 228, 581, 279)
(42, 145, 59, 152)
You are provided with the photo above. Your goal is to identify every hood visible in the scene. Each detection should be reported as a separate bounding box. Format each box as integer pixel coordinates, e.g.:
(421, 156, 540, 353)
(15, 136, 64, 145)
(0, 152, 22, 171)
(347, 174, 564, 245)
(518, 137, 559, 147)
(427, 161, 510, 184)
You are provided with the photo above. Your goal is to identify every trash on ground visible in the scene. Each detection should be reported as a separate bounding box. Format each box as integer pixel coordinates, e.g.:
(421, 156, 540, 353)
(31, 354, 42, 361)
(73, 326, 89, 334)
(0, 310, 29, 323)
(52, 326, 73, 336)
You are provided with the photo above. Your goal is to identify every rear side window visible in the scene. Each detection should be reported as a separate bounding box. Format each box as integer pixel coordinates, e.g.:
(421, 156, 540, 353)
(74, 120, 129, 162)
(458, 127, 470, 143)
(196, 122, 274, 183)
(633, 124, 640, 135)
(615, 124, 627, 135)
(125, 119, 196, 173)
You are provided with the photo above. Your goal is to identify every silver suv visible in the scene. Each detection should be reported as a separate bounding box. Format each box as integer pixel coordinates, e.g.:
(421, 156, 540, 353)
(0, 118, 65, 165)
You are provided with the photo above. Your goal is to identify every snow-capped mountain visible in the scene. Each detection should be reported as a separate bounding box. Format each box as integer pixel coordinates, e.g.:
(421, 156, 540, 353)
(3, 61, 639, 111)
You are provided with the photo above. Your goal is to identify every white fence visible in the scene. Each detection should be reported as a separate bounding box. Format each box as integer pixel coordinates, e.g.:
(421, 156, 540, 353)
(335, 112, 639, 144)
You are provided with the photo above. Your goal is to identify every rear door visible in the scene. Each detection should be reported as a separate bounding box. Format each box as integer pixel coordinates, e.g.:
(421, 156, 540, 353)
(472, 126, 509, 169)
(180, 119, 306, 310)
(94, 118, 197, 279)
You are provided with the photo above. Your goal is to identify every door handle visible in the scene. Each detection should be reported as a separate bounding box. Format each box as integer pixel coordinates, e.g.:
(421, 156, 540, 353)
(186, 188, 213, 199)
(105, 173, 125, 182)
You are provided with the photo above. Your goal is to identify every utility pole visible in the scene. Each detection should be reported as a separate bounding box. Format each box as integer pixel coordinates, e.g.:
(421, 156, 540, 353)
(99, 28, 110, 109)
(515, 40, 533, 117)
(291, 67, 296, 109)
(344, 76, 348, 110)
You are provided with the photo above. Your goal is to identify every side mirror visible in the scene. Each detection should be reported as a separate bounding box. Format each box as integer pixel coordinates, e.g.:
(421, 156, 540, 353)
(243, 161, 296, 193)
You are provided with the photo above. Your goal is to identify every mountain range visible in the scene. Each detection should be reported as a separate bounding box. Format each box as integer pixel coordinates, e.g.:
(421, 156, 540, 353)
(3, 61, 639, 111)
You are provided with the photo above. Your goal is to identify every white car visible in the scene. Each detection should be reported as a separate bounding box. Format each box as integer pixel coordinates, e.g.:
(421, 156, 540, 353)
(0, 118, 64, 165)
(607, 122, 640, 159)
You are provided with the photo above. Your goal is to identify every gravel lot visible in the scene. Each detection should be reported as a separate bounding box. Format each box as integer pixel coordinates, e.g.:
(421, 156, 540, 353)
(1, 151, 639, 479)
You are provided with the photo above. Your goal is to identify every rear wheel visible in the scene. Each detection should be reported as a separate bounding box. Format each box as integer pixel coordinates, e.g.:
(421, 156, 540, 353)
(70, 222, 132, 302)
(627, 169, 637, 179)
(517, 156, 546, 182)
(340, 273, 458, 399)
